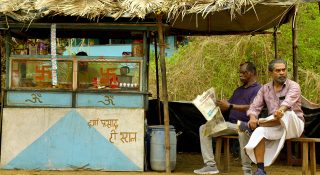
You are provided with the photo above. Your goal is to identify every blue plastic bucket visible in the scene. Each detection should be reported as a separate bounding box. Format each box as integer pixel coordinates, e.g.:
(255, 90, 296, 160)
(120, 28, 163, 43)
(149, 125, 177, 171)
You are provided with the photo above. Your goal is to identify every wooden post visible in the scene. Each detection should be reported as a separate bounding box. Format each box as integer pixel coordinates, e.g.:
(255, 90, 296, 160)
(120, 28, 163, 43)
(142, 32, 149, 108)
(0, 32, 3, 153)
(156, 14, 171, 173)
(153, 33, 162, 124)
(273, 27, 278, 59)
(1, 30, 11, 155)
(5, 31, 10, 89)
(292, 5, 298, 82)
(302, 142, 308, 175)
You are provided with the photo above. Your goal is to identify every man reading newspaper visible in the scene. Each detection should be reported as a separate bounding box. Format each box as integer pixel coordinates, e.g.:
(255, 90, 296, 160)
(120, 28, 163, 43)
(193, 62, 261, 175)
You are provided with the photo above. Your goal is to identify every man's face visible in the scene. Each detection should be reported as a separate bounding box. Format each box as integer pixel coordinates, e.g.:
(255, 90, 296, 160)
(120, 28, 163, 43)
(272, 63, 287, 84)
(239, 64, 252, 85)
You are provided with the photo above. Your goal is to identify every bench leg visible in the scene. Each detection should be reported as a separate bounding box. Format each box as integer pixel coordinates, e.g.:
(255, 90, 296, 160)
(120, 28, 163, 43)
(223, 138, 230, 172)
(302, 142, 309, 175)
(287, 140, 293, 166)
(215, 137, 222, 168)
(310, 142, 316, 175)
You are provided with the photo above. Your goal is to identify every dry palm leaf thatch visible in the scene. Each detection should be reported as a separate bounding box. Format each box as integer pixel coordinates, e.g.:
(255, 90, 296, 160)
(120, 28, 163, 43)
(0, 0, 39, 21)
(119, 0, 168, 19)
(35, 0, 120, 19)
(0, 0, 298, 22)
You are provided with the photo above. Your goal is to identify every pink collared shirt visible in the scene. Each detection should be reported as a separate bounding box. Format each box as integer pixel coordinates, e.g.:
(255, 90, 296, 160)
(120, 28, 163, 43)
(247, 79, 304, 121)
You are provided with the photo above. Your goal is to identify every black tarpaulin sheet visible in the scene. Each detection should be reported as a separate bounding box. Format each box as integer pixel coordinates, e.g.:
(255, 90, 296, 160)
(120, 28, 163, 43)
(147, 99, 320, 162)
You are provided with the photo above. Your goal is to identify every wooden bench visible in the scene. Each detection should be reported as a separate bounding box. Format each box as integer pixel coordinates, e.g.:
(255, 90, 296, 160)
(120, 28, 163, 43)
(215, 135, 320, 175)
(286, 137, 320, 175)
(215, 135, 238, 172)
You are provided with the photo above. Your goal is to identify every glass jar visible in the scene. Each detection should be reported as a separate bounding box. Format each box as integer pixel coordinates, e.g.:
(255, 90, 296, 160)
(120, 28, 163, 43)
(132, 40, 144, 57)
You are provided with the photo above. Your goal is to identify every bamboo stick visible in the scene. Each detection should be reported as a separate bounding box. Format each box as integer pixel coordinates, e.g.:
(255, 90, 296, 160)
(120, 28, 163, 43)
(156, 14, 171, 173)
(273, 27, 278, 59)
(153, 33, 162, 124)
(292, 5, 298, 82)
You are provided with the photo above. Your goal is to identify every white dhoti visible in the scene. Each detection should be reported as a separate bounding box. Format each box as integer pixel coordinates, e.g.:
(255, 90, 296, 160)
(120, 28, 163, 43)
(244, 111, 304, 166)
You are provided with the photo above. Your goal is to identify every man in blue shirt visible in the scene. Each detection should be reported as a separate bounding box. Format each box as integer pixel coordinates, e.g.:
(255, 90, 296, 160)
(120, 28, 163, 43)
(194, 62, 261, 175)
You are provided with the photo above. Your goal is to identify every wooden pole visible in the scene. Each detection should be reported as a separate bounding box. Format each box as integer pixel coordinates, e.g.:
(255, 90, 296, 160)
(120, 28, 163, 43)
(156, 14, 171, 173)
(273, 27, 278, 59)
(153, 33, 162, 124)
(292, 5, 298, 82)
(0, 31, 3, 151)
(1, 30, 11, 155)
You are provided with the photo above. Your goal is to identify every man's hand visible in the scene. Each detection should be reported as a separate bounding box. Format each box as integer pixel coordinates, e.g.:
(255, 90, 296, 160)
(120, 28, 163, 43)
(274, 109, 284, 119)
(274, 106, 287, 119)
(248, 115, 258, 130)
(216, 99, 230, 112)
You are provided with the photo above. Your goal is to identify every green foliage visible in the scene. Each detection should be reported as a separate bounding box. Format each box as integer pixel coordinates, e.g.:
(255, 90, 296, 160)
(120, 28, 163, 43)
(149, 35, 275, 101)
(277, 3, 320, 103)
(149, 3, 320, 104)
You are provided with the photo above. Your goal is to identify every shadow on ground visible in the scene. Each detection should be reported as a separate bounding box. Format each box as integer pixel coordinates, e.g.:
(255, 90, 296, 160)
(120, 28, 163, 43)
(0, 153, 318, 175)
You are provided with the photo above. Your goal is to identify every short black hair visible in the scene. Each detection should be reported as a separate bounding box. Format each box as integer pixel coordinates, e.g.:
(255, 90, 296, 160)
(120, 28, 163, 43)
(76, 51, 88, 56)
(240, 62, 257, 75)
(268, 59, 287, 72)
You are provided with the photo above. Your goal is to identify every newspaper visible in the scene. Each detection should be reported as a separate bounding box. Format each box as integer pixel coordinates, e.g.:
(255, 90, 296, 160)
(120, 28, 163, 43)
(192, 88, 218, 121)
(193, 88, 228, 136)
(259, 115, 278, 124)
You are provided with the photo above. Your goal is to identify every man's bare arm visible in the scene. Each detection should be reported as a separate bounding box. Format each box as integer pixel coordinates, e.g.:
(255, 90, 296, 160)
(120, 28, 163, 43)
(232, 104, 250, 112)
(216, 100, 250, 112)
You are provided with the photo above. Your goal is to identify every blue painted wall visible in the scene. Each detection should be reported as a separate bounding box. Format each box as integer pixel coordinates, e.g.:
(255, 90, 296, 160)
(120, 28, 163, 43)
(76, 93, 144, 108)
(63, 36, 176, 57)
(2, 109, 144, 171)
(63, 45, 132, 57)
(6, 91, 72, 107)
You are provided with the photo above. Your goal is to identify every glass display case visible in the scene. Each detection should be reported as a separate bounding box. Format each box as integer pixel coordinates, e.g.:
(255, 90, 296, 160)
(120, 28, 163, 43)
(10, 58, 73, 90)
(77, 60, 141, 91)
(9, 57, 142, 92)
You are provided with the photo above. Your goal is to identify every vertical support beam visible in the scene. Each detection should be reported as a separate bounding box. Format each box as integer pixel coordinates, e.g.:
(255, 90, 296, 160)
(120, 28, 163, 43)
(72, 55, 77, 91)
(142, 32, 149, 110)
(145, 32, 150, 93)
(215, 137, 222, 168)
(156, 14, 171, 173)
(1, 30, 11, 156)
(292, 6, 298, 82)
(5, 30, 11, 89)
(223, 138, 230, 172)
(286, 141, 293, 165)
(0, 32, 2, 87)
(273, 27, 278, 59)
(310, 142, 316, 175)
(153, 33, 161, 124)
(146, 32, 151, 110)
(50, 23, 58, 86)
(302, 142, 308, 175)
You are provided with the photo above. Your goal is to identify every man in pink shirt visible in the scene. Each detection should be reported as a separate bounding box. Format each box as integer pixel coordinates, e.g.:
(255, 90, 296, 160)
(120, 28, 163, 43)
(242, 59, 304, 175)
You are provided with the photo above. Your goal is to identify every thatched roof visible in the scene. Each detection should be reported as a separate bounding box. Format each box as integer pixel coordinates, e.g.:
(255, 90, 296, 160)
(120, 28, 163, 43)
(0, 0, 301, 36)
(0, 0, 299, 22)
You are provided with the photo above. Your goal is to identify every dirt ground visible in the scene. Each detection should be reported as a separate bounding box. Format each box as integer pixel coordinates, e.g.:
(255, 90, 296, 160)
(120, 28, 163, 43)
(0, 153, 318, 175)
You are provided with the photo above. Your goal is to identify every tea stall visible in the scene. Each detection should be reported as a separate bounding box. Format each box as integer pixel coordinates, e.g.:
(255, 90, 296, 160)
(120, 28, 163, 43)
(0, 0, 302, 173)
(1, 20, 155, 171)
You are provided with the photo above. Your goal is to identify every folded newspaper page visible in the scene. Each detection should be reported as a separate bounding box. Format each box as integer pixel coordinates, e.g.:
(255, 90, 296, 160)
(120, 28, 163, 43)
(203, 108, 228, 137)
(193, 88, 228, 136)
(192, 88, 218, 121)
(259, 115, 277, 124)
